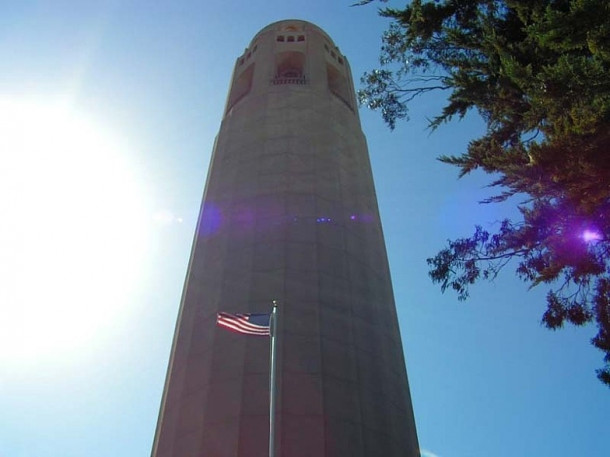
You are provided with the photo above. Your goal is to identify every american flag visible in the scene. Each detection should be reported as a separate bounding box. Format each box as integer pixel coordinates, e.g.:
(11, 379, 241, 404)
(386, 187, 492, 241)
(216, 311, 271, 336)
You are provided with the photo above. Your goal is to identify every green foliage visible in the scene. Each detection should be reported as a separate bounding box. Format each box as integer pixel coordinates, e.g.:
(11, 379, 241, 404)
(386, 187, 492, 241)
(359, 0, 610, 386)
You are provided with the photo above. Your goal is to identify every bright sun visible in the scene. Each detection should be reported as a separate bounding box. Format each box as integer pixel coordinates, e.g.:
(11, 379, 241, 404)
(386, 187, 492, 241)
(0, 98, 149, 366)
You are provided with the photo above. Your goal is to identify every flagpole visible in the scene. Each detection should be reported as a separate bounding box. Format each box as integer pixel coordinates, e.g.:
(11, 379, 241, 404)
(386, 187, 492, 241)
(269, 301, 278, 457)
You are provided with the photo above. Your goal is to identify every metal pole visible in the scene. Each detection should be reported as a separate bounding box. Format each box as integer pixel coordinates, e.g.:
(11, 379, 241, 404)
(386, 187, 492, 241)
(269, 301, 278, 457)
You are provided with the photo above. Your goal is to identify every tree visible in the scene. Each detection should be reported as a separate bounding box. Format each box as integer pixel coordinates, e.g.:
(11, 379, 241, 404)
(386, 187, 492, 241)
(357, 0, 610, 386)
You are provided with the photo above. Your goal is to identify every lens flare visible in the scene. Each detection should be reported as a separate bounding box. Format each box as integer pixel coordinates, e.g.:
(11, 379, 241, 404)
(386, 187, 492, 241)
(582, 229, 602, 243)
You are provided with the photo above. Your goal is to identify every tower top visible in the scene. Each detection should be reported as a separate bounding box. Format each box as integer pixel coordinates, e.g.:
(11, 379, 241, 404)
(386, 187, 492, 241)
(225, 19, 357, 118)
(249, 19, 338, 49)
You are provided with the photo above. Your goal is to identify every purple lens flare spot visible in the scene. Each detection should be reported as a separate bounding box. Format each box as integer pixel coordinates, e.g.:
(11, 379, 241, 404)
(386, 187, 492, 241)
(582, 229, 602, 243)
(200, 203, 223, 236)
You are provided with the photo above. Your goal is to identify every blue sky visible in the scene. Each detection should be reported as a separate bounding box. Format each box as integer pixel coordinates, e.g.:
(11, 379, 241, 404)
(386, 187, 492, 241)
(1, 1, 608, 457)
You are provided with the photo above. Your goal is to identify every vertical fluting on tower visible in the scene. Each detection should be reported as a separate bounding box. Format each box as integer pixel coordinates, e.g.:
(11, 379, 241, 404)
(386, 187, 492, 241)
(151, 20, 419, 457)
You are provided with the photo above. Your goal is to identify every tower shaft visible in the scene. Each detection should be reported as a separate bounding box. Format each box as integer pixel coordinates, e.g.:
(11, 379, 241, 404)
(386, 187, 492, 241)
(152, 20, 419, 457)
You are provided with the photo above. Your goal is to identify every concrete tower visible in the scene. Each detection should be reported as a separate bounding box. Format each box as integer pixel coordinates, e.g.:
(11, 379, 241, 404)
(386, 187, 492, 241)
(151, 20, 419, 457)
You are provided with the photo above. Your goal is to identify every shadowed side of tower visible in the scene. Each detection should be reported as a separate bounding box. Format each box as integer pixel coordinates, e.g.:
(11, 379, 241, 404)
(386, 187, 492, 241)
(151, 20, 420, 457)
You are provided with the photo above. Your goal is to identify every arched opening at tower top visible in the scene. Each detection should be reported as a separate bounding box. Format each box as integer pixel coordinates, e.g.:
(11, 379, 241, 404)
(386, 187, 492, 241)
(326, 63, 352, 109)
(274, 51, 306, 83)
(227, 63, 254, 111)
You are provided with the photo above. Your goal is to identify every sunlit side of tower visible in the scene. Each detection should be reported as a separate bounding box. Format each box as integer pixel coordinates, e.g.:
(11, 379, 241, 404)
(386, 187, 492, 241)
(151, 20, 419, 457)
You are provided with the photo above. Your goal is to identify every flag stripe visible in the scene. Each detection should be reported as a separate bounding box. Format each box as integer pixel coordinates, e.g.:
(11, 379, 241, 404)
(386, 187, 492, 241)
(217, 313, 270, 333)
(217, 318, 269, 335)
(216, 311, 271, 336)
(217, 320, 270, 335)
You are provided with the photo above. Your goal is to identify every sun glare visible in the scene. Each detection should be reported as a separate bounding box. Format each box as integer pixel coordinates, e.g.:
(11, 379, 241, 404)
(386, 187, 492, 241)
(0, 99, 149, 366)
